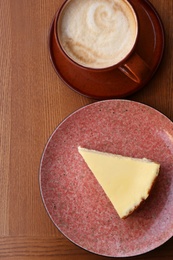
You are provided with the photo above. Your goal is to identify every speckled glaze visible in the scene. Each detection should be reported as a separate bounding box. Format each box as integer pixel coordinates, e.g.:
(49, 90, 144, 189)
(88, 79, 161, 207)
(39, 100, 173, 257)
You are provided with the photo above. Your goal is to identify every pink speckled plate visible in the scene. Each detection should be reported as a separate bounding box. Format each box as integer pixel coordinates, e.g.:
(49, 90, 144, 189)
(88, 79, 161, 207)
(39, 100, 173, 257)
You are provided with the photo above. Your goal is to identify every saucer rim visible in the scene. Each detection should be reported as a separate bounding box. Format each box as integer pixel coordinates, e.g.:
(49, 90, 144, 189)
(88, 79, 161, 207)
(48, 0, 165, 99)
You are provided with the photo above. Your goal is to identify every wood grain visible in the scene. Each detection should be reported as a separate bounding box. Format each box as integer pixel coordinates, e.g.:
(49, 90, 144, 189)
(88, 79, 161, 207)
(0, 0, 173, 259)
(0, 236, 173, 259)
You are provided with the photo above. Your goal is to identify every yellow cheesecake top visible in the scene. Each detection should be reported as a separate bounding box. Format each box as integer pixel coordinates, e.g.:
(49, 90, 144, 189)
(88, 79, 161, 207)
(78, 147, 160, 219)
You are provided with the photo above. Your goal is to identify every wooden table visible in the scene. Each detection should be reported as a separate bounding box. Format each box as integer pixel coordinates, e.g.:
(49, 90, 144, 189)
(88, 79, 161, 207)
(1, 0, 173, 259)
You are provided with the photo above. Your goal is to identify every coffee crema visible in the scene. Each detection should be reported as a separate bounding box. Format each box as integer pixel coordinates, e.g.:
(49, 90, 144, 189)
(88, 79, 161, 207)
(57, 0, 137, 69)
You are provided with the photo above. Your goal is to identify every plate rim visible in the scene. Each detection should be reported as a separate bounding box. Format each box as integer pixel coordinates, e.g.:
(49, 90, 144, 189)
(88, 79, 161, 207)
(39, 99, 173, 257)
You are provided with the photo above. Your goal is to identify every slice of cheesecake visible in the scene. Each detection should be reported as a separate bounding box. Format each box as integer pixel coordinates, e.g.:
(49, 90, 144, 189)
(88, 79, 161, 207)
(78, 147, 160, 219)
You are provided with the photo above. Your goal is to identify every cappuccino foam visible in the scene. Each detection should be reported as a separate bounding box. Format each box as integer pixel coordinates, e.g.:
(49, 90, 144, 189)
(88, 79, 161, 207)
(58, 0, 137, 69)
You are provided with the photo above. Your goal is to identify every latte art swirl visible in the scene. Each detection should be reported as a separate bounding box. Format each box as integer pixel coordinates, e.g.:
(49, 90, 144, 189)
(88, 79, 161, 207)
(87, 4, 115, 32)
(58, 0, 137, 68)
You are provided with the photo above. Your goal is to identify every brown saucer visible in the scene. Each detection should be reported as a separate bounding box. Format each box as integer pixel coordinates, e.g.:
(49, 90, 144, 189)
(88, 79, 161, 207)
(49, 0, 164, 100)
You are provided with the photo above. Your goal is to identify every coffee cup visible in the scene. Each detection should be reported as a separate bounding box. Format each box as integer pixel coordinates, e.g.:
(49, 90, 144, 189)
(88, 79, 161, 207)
(54, 0, 150, 83)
